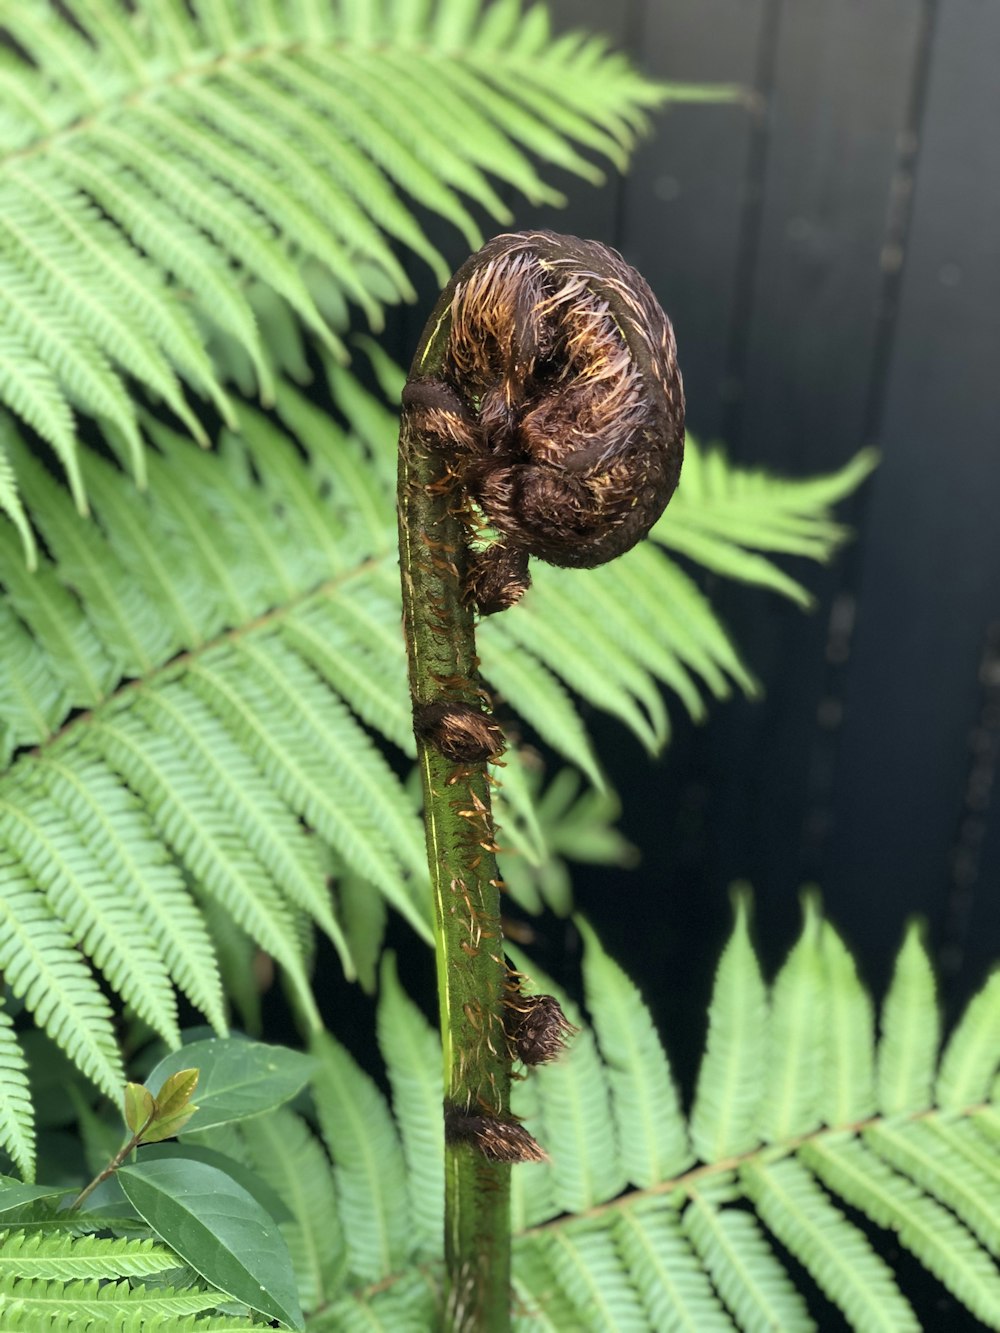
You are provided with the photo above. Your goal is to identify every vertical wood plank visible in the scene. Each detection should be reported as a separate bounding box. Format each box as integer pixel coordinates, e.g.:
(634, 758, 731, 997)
(824, 0, 1000, 993)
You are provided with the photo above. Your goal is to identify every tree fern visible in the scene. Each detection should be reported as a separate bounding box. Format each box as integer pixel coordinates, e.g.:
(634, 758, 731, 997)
(0, 349, 869, 1175)
(56, 901, 990, 1330)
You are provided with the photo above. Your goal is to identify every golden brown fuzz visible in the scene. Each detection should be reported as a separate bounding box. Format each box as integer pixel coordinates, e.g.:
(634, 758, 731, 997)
(403, 231, 685, 614)
(504, 990, 577, 1067)
(444, 1103, 547, 1163)
(413, 700, 506, 763)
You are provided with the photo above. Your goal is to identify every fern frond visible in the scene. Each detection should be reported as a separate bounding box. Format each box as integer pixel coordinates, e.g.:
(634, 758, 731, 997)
(205, 903, 999, 1329)
(689, 890, 768, 1161)
(0, 1275, 221, 1319)
(877, 920, 940, 1115)
(0, 0, 675, 531)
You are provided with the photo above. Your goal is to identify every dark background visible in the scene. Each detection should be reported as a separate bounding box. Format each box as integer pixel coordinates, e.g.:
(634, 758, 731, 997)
(387, 0, 1000, 1080)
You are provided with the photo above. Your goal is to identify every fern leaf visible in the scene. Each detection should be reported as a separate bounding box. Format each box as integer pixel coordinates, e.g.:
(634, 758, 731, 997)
(758, 896, 825, 1142)
(240, 1108, 348, 1312)
(742, 1153, 918, 1331)
(132, 684, 350, 972)
(936, 967, 1000, 1108)
(509, 1075, 558, 1233)
(0, 1002, 34, 1182)
(819, 919, 877, 1124)
(877, 920, 940, 1114)
(376, 954, 444, 1257)
(690, 891, 768, 1161)
(540, 1225, 649, 1332)
(802, 1135, 1000, 1326)
(578, 918, 691, 1186)
(311, 1031, 410, 1283)
(506, 950, 625, 1213)
(682, 1188, 815, 1332)
(865, 1118, 1000, 1256)
(0, 780, 180, 1045)
(83, 713, 319, 1028)
(0, 1230, 176, 1280)
(0, 854, 122, 1101)
(615, 1207, 733, 1330)
(0, 1275, 221, 1319)
(0, 427, 36, 570)
(37, 749, 225, 1033)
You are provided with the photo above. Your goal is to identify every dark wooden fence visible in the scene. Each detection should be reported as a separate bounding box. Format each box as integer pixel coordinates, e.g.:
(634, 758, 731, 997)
(485, 0, 1000, 1052)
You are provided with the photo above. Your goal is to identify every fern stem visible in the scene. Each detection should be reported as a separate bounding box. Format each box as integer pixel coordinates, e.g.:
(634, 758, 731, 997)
(398, 231, 685, 1329)
(398, 343, 513, 1333)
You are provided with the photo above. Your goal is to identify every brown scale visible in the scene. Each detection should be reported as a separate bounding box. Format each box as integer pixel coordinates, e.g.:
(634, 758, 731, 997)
(443, 1102, 547, 1164)
(404, 231, 685, 615)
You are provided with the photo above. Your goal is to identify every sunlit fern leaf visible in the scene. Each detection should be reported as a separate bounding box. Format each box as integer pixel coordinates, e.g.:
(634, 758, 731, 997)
(505, 948, 626, 1213)
(0, 1276, 222, 1320)
(937, 967, 1000, 1109)
(0, 1231, 177, 1281)
(741, 1152, 919, 1331)
(0, 0, 691, 546)
(819, 918, 877, 1124)
(758, 894, 826, 1143)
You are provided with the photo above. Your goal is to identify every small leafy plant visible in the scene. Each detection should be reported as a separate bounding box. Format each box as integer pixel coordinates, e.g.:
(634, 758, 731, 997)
(0, 2, 996, 1331)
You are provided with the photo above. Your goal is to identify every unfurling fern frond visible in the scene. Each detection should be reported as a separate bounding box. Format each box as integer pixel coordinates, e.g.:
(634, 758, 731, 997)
(0, 0, 726, 554)
(187, 901, 999, 1330)
(0, 347, 868, 1178)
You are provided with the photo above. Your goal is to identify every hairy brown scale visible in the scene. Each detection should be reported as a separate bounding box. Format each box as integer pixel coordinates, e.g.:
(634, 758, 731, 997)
(403, 230, 685, 615)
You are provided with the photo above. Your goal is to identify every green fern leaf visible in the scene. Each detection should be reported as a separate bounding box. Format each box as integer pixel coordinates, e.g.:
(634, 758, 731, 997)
(819, 919, 877, 1124)
(0, 1230, 176, 1280)
(758, 895, 825, 1142)
(690, 891, 768, 1161)
(0, 1004, 34, 1182)
(936, 967, 1000, 1108)
(742, 1152, 918, 1331)
(578, 918, 691, 1185)
(803, 1134, 1000, 1325)
(682, 1186, 815, 1332)
(506, 950, 625, 1213)
(0, 854, 122, 1103)
(877, 920, 940, 1114)
(311, 1031, 411, 1283)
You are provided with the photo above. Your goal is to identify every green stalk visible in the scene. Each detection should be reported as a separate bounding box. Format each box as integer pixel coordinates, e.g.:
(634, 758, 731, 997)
(398, 319, 512, 1330)
(398, 231, 685, 1330)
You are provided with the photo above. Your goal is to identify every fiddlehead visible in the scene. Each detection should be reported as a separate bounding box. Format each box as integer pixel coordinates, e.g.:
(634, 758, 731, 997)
(402, 230, 685, 613)
(398, 231, 684, 1330)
